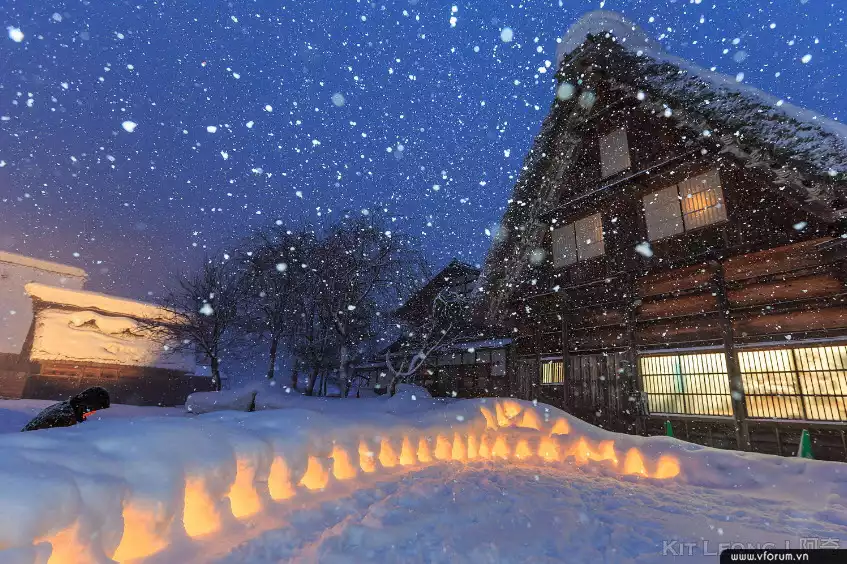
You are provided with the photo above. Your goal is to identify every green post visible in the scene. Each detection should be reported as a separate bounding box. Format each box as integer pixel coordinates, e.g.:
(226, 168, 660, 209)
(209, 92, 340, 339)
(664, 420, 674, 437)
(797, 429, 813, 459)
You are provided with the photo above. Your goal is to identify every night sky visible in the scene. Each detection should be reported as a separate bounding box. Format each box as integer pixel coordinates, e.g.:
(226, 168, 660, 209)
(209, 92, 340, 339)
(2, 0, 845, 302)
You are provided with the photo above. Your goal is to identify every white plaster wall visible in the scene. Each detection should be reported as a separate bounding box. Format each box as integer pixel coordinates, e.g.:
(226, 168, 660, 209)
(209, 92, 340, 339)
(0, 263, 86, 355)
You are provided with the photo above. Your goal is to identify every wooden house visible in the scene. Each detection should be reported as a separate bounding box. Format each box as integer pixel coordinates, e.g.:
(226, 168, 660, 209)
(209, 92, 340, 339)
(477, 12, 847, 460)
(355, 259, 511, 398)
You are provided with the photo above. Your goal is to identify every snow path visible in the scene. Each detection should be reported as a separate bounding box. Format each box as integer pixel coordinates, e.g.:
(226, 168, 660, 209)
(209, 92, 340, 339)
(2, 391, 845, 563)
(213, 463, 847, 564)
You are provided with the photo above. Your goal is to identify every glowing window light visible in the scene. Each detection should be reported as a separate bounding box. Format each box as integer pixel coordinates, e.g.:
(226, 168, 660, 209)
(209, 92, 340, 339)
(541, 360, 564, 385)
(640, 352, 732, 416)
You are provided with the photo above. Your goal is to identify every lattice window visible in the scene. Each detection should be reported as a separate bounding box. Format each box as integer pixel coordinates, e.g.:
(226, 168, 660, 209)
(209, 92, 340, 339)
(541, 360, 564, 385)
(599, 127, 631, 178)
(640, 353, 733, 416)
(643, 169, 727, 241)
(739, 346, 847, 422)
(552, 213, 604, 268)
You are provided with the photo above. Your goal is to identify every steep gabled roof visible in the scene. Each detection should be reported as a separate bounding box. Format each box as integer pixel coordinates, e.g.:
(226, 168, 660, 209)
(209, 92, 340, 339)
(477, 10, 847, 320)
(394, 258, 480, 322)
(0, 251, 87, 279)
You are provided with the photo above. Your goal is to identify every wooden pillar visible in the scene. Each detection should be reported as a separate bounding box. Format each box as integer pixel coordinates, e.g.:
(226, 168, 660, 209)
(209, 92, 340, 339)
(505, 341, 516, 398)
(712, 261, 751, 451)
(626, 273, 644, 435)
(561, 309, 571, 412)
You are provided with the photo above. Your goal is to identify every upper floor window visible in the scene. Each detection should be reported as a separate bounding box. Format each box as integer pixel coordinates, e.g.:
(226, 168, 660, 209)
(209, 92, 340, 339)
(552, 213, 605, 268)
(642, 168, 727, 242)
(599, 127, 631, 178)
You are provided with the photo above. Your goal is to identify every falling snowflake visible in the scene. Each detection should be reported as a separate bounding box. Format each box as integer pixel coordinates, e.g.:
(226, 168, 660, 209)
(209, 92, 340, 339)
(7, 27, 24, 43)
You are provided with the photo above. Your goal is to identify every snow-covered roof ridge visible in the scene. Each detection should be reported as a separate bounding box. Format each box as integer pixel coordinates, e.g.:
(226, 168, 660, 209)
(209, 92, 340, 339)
(25, 282, 177, 323)
(0, 251, 87, 279)
(556, 10, 657, 64)
(556, 10, 847, 177)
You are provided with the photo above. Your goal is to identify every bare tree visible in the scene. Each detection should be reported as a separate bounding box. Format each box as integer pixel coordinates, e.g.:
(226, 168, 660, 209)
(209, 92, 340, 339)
(313, 214, 428, 397)
(159, 258, 246, 391)
(385, 288, 470, 396)
(243, 226, 316, 381)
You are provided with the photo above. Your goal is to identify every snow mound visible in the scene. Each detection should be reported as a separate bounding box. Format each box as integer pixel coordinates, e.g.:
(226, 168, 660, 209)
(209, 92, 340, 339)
(0, 396, 844, 563)
(390, 383, 432, 401)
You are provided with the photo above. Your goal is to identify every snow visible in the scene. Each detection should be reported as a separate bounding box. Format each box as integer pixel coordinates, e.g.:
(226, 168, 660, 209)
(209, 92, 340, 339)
(0, 395, 844, 563)
(0, 252, 87, 279)
(29, 308, 195, 370)
(555, 10, 847, 176)
(25, 283, 176, 323)
(0, 399, 185, 434)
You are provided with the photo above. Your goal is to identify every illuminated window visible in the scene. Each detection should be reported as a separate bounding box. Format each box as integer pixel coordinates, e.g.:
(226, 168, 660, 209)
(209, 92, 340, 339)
(599, 127, 631, 178)
(739, 346, 847, 422)
(640, 353, 733, 416)
(541, 360, 564, 385)
(643, 169, 727, 241)
(552, 213, 605, 268)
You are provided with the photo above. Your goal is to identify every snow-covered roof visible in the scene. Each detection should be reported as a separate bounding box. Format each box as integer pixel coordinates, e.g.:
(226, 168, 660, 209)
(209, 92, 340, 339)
(477, 11, 847, 321)
(556, 10, 847, 178)
(25, 282, 176, 323)
(0, 251, 87, 279)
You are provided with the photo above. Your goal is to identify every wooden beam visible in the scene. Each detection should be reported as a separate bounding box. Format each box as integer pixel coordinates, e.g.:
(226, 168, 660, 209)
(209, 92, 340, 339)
(712, 260, 751, 451)
(561, 302, 571, 412)
(626, 273, 644, 435)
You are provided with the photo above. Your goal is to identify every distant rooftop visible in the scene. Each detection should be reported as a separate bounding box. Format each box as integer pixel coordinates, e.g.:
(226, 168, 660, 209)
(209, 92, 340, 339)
(0, 251, 88, 279)
(25, 283, 175, 323)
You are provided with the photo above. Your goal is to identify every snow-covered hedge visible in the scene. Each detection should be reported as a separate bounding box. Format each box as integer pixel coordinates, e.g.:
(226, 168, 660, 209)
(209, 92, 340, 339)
(1, 395, 845, 563)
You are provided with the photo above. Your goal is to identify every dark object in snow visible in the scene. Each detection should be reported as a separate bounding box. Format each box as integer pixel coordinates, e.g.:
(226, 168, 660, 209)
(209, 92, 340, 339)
(21, 387, 111, 432)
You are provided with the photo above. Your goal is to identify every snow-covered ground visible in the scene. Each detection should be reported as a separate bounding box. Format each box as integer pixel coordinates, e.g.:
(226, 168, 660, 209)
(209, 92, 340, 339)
(0, 387, 845, 563)
(0, 398, 185, 434)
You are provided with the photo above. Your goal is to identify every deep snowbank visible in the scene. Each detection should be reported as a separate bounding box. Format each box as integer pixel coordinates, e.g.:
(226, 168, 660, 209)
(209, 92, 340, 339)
(0, 394, 845, 563)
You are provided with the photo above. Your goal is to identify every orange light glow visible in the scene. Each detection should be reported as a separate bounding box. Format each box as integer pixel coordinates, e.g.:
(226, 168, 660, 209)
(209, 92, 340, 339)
(299, 456, 330, 490)
(379, 438, 399, 468)
(654, 455, 681, 479)
(358, 441, 376, 473)
(492, 436, 510, 459)
(514, 439, 532, 460)
(183, 478, 222, 538)
(550, 418, 570, 436)
(591, 440, 618, 466)
(38, 520, 88, 564)
(623, 448, 648, 476)
(228, 459, 263, 518)
(502, 400, 523, 420)
(82, 410, 96, 421)
(466, 434, 479, 460)
(494, 403, 511, 427)
(478, 435, 492, 459)
(331, 445, 357, 481)
(399, 437, 417, 466)
(537, 436, 560, 462)
(434, 435, 452, 461)
(268, 457, 295, 501)
(112, 504, 170, 562)
(416, 437, 432, 464)
(569, 437, 591, 465)
(518, 410, 541, 430)
(479, 407, 498, 429)
(451, 433, 467, 461)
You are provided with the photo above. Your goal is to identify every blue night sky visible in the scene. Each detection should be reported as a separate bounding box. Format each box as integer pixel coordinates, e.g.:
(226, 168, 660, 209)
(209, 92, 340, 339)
(1, 0, 844, 301)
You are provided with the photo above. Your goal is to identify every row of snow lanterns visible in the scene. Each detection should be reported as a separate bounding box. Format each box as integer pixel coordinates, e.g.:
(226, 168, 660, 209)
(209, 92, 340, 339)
(108, 405, 680, 562)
